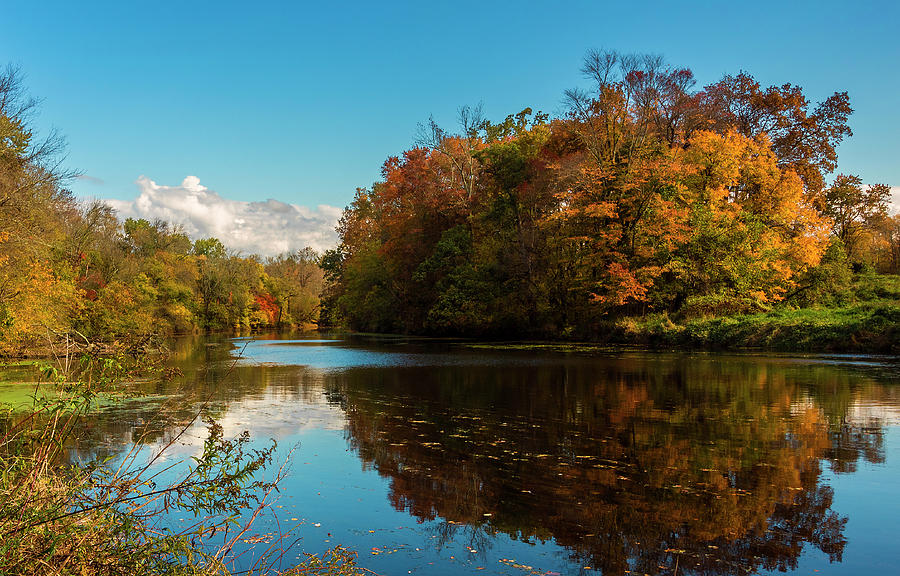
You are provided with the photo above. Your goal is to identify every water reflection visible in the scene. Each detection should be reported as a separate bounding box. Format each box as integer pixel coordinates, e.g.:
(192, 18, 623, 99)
(318, 355, 897, 575)
(3, 336, 897, 575)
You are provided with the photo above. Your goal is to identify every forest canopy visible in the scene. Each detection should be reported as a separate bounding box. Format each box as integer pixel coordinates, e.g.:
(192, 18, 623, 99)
(321, 51, 897, 337)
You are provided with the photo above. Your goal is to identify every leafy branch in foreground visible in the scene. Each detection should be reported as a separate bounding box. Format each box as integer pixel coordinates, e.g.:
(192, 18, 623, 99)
(0, 343, 365, 575)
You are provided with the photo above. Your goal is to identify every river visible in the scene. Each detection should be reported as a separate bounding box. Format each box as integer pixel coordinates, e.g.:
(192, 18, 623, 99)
(9, 334, 900, 575)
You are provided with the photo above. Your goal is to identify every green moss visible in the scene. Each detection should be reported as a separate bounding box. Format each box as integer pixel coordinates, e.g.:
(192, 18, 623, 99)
(0, 382, 55, 407)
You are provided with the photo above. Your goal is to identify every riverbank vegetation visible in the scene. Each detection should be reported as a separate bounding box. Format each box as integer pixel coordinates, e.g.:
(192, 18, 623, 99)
(2, 52, 899, 358)
(0, 342, 366, 575)
(320, 51, 899, 352)
(0, 64, 323, 356)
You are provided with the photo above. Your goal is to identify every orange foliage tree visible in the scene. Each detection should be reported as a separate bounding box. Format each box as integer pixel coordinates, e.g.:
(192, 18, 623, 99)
(327, 51, 858, 336)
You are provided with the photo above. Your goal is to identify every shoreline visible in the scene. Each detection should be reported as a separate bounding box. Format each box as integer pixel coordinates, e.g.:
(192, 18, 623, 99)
(3, 304, 898, 363)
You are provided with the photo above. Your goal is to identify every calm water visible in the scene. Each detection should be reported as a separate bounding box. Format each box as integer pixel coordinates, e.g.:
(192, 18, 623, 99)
(9, 334, 900, 575)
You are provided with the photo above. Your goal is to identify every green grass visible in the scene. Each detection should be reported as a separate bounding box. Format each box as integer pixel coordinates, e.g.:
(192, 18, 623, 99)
(609, 301, 899, 353)
(600, 273, 900, 353)
(678, 303, 899, 352)
(464, 287, 900, 355)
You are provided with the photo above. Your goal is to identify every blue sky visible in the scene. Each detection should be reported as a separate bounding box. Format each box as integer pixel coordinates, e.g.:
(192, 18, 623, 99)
(2, 0, 898, 253)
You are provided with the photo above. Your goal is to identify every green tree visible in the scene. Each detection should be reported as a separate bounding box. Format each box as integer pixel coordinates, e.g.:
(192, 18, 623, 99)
(822, 174, 891, 262)
(264, 247, 324, 326)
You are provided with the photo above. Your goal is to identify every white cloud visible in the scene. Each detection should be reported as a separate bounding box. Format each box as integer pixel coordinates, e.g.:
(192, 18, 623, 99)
(104, 176, 342, 256)
(889, 186, 900, 215)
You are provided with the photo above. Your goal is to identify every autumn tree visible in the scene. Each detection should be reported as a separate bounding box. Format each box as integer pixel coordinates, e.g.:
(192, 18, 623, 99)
(329, 189, 400, 332)
(264, 247, 324, 326)
(668, 130, 830, 314)
(415, 104, 487, 209)
(872, 214, 900, 273)
(701, 72, 853, 195)
(0, 65, 77, 349)
(821, 174, 891, 262)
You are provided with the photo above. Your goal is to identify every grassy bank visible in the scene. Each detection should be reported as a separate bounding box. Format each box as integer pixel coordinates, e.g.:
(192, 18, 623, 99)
(463, 274, 900, 354)
(612, 273, 900, 353)
(613, 302, 899, 353)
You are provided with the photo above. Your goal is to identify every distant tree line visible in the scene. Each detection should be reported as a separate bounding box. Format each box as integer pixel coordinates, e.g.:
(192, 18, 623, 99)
(321, 50, 898, 336)
(0, 65, 323, 354)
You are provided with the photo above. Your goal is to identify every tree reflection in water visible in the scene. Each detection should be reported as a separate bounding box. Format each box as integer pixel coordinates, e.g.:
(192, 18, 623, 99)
(325, 356, 888, 575)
